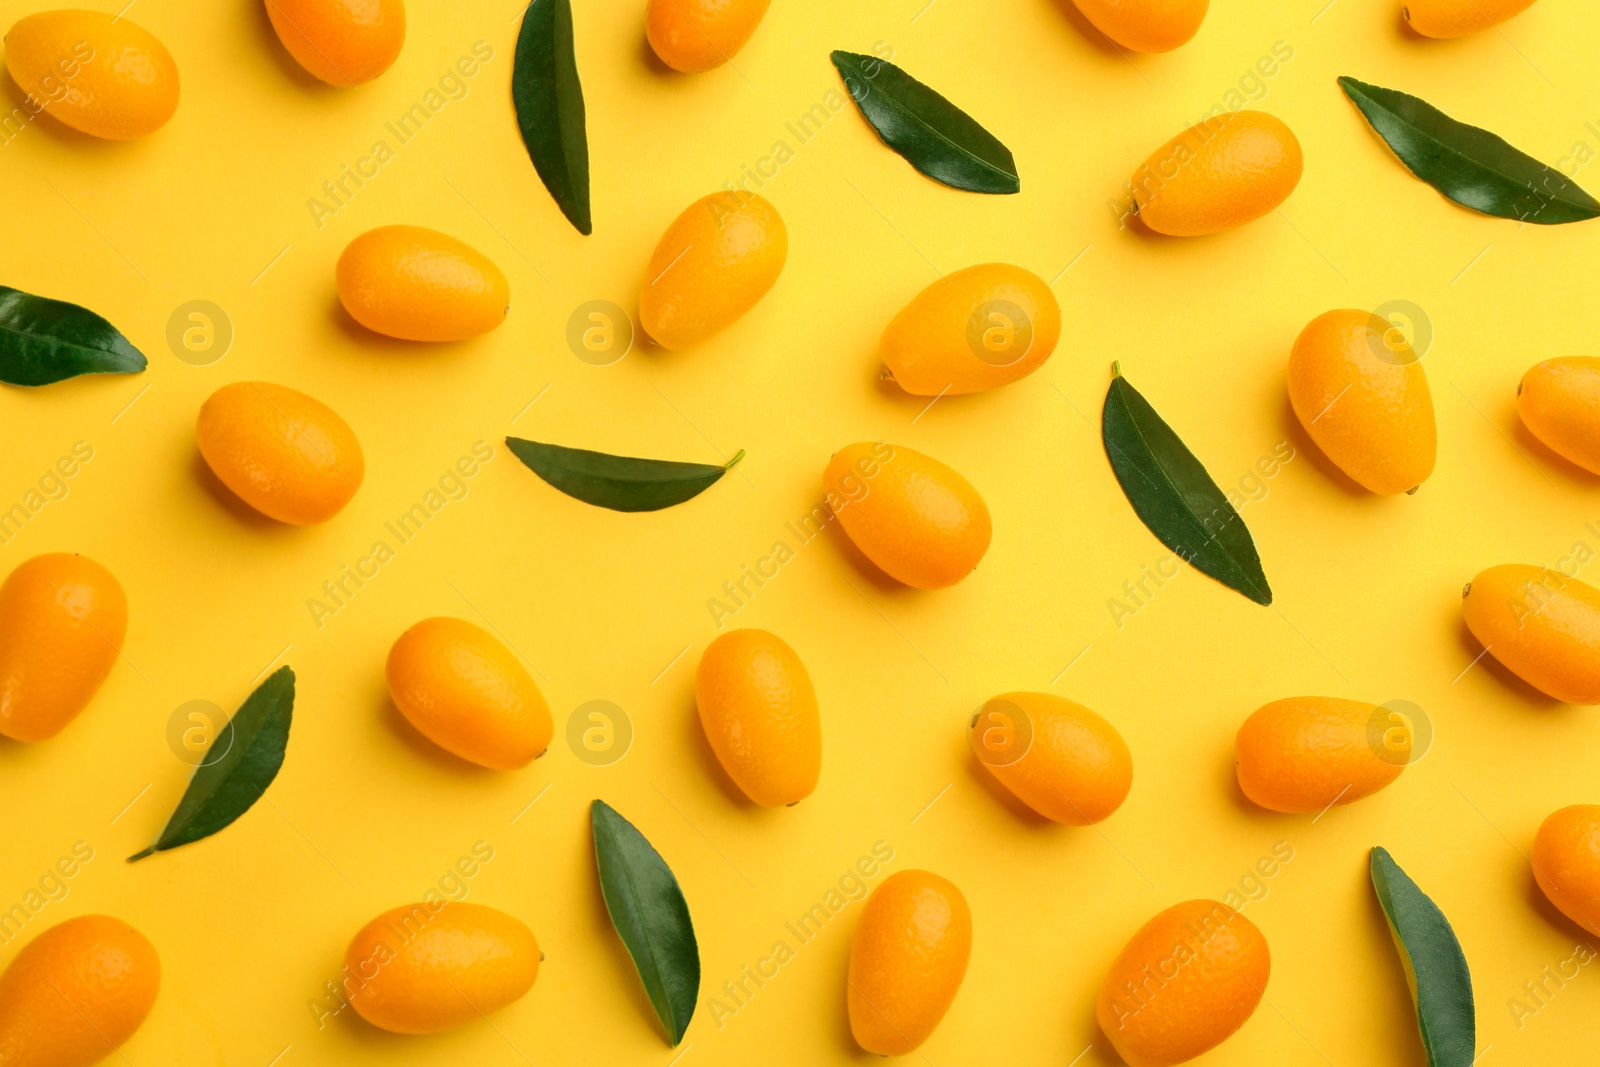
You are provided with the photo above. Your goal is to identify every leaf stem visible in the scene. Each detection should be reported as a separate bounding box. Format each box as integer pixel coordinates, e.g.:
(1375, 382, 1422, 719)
(126, 847, 155, 863)
(1111, 360, 1123, 378)
(724, 449, 747, 470)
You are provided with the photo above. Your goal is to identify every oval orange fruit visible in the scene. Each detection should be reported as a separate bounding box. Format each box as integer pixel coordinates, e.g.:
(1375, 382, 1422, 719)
(4, 10, 178, 139)
(970, 691, 1132, 824)
(265, 0, 405, 86)
(345, 901, 539, 1034)
(847, 870, 971, 1055)
(823, 442, 991, 590)
(646, 0, 769, 73)
(386, 617, 553, 769)
(1288, 309, 1436, 495)
(1533, 805, 1600, 936)
(0, 915, 160, 1067)
(880, 264, 1062, 397)
(1404, 0, 1537, 37)
(639, 192, 786, 350)
(0, 553, 126, 743)
(1097, 899, 1268, 1066)
(1130, 111, 1302, 236)
(1071, 0, 1208, 52)
(196, 382, 364, 525)
(1235, 697, 1406, 814)
(337, 225, 509, 342)
(1518, 357, 1600, 474)
(696, 629, 821, 806)
(1463, 565, 1600, 704)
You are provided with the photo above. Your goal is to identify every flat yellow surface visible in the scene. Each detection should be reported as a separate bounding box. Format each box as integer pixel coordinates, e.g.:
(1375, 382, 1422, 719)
(3, 0, 1600, 1063)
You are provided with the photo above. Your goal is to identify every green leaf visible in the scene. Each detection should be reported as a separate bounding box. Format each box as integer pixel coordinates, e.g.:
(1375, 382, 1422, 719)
(0, 286, 147, 386)
(1339, 76, 1600, 225)
(513, 0, 591, 234)
(506, 437, 743, 512)
(831, 50, 1019, 194)
(128, 668, 294, 862)
(591, 800, 699, 1045)
(1370, 847, 1476, 1067)
(1101, 365, 1271, 605)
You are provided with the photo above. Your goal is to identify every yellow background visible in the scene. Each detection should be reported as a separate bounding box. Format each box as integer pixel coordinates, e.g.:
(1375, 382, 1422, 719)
(3, 0, 1600, 1062)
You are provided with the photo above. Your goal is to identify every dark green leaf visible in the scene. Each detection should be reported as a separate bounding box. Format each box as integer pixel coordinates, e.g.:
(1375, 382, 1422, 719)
(1101, 365, 1271, 605)
(507, 437, 743, 512)
(592, 800, 699, 1045)
(1339, 76, 1600, 225)
(128, 668, 294, 862)
(831, 50, 1019, 194)
(1370, 847, 1476, 1067)
(513, 0, 591, 234)
(0, 286, 146, 386)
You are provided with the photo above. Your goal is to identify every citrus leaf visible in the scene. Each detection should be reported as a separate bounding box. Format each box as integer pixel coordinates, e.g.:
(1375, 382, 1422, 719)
(831, 50, 1019, 194)
(1370, 847, 1476, 1067)
(128, 668, 294, 862)
(1339, 76, 1600, 225)
(0, 286, 147, 386)
(1101, 365, 1271, 605)
(513, 0, 591, 234)
(506, 437, 743, 512)
(592, 800, 699, 1045)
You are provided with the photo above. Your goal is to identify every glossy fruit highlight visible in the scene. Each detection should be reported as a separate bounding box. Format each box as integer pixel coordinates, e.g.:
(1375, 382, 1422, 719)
(847, 870, 971, 1055)
(970, 692, 1132, 824)
(337, 225, 509, 342)
(646, 0, 769, 73)
(823, 442, 991, 590)
(0, 915, 160, 1067)
(345, 901, 539, 1034)
(265, 0, 406, 86)
(1533, 805, 1600, 936)
(1518, 357, 1600, 474)
(1130, 111, 1302, 236)
(696, 629, 821, 806)
(1403, 0, 1538, 37)
(1235, 697, 1406, 814)
(1071, 0, 1209, 52)
(880, 264, 1062, 396)
(196, 381, 364, 524)
(1463, 565, 1600, 704)
(0, 553, 126, 743)
(1288, 309, 1437, 495)
(639, 192, 786, 350)
(4, 10, 178, 139)
(1098, 899, 1269, 1066)
(386, 617, 553, 769)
